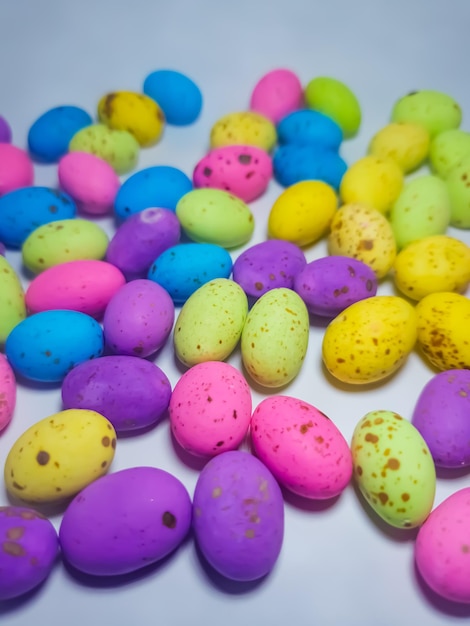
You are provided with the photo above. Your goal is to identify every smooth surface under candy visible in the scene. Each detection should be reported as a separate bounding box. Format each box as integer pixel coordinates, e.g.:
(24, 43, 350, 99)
(368, 122, 430, 173)
(143, 69, 202, 125)
(277, 109, 343, 149)
(249, 68, 303, 124)
(0, 254, 26, 344)
(391, 89, 462, 138)
(304, 76, 361, 138)
(272, 144, 347, 189)
(0, 144, 34, 196)
(0, 352, 16, 432)
(210, 111, 277, 152)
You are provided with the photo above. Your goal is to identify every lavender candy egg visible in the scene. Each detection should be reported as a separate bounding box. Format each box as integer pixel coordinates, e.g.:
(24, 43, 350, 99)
(106, 207, 181, 279)
(59, 467, 192, 576)
(0, 116, 12, 143)
(412, 369, 470, 468)
(294, 256, 378, 317)
(0, 506, 59, 601)
(62, 355, 171, 433)
(193, 450, 284, 581)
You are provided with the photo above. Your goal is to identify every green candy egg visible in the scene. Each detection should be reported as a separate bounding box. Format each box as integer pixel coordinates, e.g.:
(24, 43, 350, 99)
(429, 129, 470, 179)
(304, 76, 361, 138)
(0, 255, 26, 344)
(446, 156, 470, 228)
(389, 175, 451, 249)
(391, 90, 462, 139)
(351, 410, 436, 529)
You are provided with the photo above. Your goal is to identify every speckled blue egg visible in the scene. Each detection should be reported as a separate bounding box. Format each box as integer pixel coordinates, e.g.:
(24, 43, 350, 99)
(143, 70, 202, 125)
(273, 144, 347, 189)
(114, 166, 193, 220)
(147, 242, 233, 305)
(5, 310, 104, 382)
(27, 106, 92, 162)
(0, 186, 77, 248)
(277, 109, 343, 150)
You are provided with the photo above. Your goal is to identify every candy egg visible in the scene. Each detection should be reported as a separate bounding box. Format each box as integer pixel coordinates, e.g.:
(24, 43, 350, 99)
(210, 111, 277, 152)
(143, 69, 202, 125)
(445, 156, 470, 228)
(0, 116, 12, 143)
(0, 144, 34, 196)
(272, 144, 347, 189)
(249, 68, 303, 124)
(4, 408, 116, 503)
(304, 76, 361, 138)
(277, 109, 343, 150)
(391, 89, 462, 138)
(368, 122, 430, 173)
(351, 410, 436, 528)
(322, 295, 417, 384)
(0, 255, 26, 344)
(429, 128, 470, 179)
(0, 353, 16, 432)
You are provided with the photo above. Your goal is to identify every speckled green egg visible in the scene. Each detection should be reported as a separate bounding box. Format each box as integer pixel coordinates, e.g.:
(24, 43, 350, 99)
(22, 219, 109, 274)
(210, 112, 277, 152)
(446, 156, 470, 228)
(351, 410, 436, 528)
(0, 255, 26, 344)
(391, 90, 462, 139)
(174, 278, 248, 367)
(241, 288, 309, 388)
(429, 129, 470, 179)
(304, 76, 361, 138)
(389, 175, 451, 249)
(368, 122, 430, 173)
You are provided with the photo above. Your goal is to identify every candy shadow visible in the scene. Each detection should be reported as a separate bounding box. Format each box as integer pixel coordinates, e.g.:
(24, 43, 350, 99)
(240, 361, 292, 396)
(115, 408, 169, 440)
(14, 373, 63, 392)
(413, 560, 470, 617)
(436, 465, 470, 480)
(0, 576, 50, 615)
(281, 486, 341, 513)
(320, 361, 404, 394)
(4, 490, 73, 519)
(169, 428, 209, 473)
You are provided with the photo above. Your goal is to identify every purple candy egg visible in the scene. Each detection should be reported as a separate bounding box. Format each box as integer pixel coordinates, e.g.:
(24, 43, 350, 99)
(0, 116, 12, 143)
(0, 242, 5, 256)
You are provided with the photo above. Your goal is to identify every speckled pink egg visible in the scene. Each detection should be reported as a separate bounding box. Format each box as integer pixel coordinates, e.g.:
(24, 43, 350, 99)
(0, 144, 34, 196)
(169, 361, 252, 457)
(415, 487, 470, 603)
(249, 68, 304, 124)
(0, 353, 16, 432)
(58, 151, 121, 215)
(250, 395, 353, 499)
(193, 145, 272, 202)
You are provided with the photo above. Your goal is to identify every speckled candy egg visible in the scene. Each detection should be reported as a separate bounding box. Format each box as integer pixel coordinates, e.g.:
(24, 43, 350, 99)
(143, 69, 202, 125)
(249, 68, 303, 124)
(210, 111, 277, 152)
(192, 450, 284, 581)
(0, 144, 34, 196)
(59, 466, 191, 576)
(368, 122, 430, 173)
(251, 396, 352, 499)
(294, 256, 377, 317)
(0, 353, 16, 432)
(4, 408, 116, 503)
(322, 295, 417, 384)
(412, 369, 470, 468)
(446, 156, 470, 228)
(351, 410, 436, 528)
(429, 129, 470, 179)
(277, 109, 343, 150)
(272, 144, 347, 189)
(391, 90, 462, 138)
(0, 255, 26, 344)
(0, 506, 58, 601)
(304, 76, 361, 138)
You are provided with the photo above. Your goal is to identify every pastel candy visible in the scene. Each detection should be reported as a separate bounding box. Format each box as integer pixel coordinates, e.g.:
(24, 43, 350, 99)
(277, 109, 343, 150)
(273, 144, 347, 189)
(143, 69, 202, 125)
(0, 255, 26, 345)
(249, 68, 303, 124)
(0, 144, 34, 196)
(210, 111, 277, 152)
(0, 116, 12, 143)
(0, 353, 16, 432)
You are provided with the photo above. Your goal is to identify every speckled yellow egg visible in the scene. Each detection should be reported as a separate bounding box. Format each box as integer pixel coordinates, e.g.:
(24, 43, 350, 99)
(393, 235, 470, 301)
(97, 91, 165, 147)
(4, 409, 116, 503)
(368, 122, 430, 173)
(351, 410, 436, 528)
(0, 255, 26, 345)
(416, 292, 470, 370)
(241, 288, 309, 388)
(210, 111, 277, 152)
(339, 155, 403, 214)
(327, 203, 397, 278)
(268, 180, 337, 247)
(322, 295, 417, 384)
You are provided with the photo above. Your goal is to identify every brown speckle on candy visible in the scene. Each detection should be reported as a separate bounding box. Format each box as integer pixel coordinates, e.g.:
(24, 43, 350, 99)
(2, 541, 26, 557)
(365, 433, 379, 444)
(162, 511, 176, 528)
(101, 436, 110, 447)
(36, 450, 50, 465)
(245, 529, 255, 538)
(212, 487, 222, 498)
(6, 527, 24, 540)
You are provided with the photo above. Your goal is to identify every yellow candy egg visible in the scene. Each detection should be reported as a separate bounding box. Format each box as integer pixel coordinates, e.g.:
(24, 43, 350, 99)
(268, 180, 337, 247)
(210, 111, 277, 152)
(4, 409, 116, 503)
(327, 203, 397, 278)
(416, 292, 470, 370)
(322, 295, 417, 384)
(368, 122, 430, 173)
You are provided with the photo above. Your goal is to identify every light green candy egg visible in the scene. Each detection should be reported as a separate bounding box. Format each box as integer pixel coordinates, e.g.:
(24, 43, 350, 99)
(0, 255, 26, 344)
(391, 90, 462, 139)
(241, 288, 309, 388)
(389, 175, 451, 249)
(304, 76, 361, 138)
(446, 156, 470, 228)
(429, 129, 470, 179)
(351, 410, 436, 529)
(176, 189, 255, 248)
(69, 123, 139, 175)
(22, 219, 109, 274)
(174, 278, 248, 367)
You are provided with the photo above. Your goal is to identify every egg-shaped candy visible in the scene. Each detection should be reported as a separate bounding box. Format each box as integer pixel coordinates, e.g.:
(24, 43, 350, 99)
(143, 69, 202, 125)
(210, 111, 277, 152)
(368, 122, 430, 173)
(0, 144, 34, 196)
(0, 353, 16, 432)
(391, 90, 462, 138)
(249, 68, 303, 124)
(0, 255, 26, 344)
(446, 156, 470, 228)
(304, 76, 361, 138)
(277, 109, 343, 150)
(0, 116, 12, 143)
(429, 129, 470, 179)
(272, 144, 347, 189)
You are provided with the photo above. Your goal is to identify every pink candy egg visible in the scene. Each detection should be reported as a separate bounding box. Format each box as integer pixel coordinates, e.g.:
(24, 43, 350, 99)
(251, 395, 353, 499)
(0, 353, 16, 432)
(0, 144, 34, 196)
(58, 151, 121, 215)
(169, 361, 252, 457)
(193, 145, 272, 202)
(249, 68, 304, 124)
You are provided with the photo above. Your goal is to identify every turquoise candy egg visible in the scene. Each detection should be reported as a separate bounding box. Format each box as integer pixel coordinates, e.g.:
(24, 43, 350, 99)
(5, 310, 104, 382)
(0, 186, 76, 248)
(28, 106, 92, 162)
(273, 144, 347, 189)
(114, 166, 192, 220)
(143, 69, 202, 125)
(277, 109, 343, 150)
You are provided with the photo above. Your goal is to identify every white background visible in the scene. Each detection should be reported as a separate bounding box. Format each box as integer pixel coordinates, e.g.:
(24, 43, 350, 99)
(1, 1, 470, 625)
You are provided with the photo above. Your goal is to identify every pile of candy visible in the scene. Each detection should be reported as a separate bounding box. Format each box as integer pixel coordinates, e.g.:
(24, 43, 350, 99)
(1, 67, 470, 607)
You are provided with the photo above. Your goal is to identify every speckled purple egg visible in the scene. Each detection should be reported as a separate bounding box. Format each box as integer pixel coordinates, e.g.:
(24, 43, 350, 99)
(103, 279, 174, 357)
(293, 255, 378, 317)
(192, 450, 284, 581)
(232, 239, 306, 299)
(61, 355, 171, 433)
(0, 506, 59, 600)
(0, 116, 12, 143)
(412, 369, 470, 468)
(59, 466, 192, 576)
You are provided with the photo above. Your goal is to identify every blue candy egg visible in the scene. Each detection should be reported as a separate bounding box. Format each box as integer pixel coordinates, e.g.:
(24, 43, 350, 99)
(143, 69, 202, 125)
(277, 109, 343, 150)
(273, 144, 347, 189)
(147, 242, 233, 304)
(27, 106, 93, 162)
(114, 166, 193, 220)
(0, 186, 76, 248)
(5, 310, 104, 382)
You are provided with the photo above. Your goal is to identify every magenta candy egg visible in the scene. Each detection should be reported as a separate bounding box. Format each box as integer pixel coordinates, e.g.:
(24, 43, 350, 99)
(103, 279, 174, 357)
(249, 68, 304, 124)
(169, 361, 251, 457)
(0, 144, 34, 196)
(0, 353, 16, 432)
(193, 450, 284, 581)
(415, 487, 470, 603)
(251, 396, 353, 499)
(193, 145, 272, 203)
